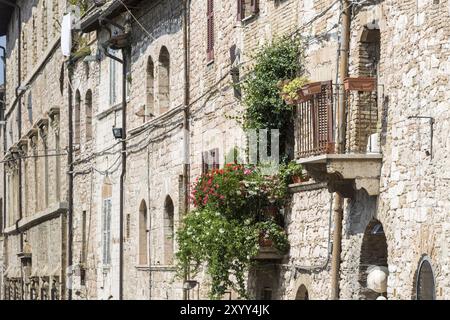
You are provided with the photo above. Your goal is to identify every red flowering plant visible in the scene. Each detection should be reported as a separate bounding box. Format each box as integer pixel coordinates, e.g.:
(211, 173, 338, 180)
(179, 163, 290, 299)
(190, 164, 287, 220)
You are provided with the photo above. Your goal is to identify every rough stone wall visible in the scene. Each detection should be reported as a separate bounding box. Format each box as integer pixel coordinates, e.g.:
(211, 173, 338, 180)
(373, 1, 450, 300)
(1, 0, 449, 301)
(1, 0, 67, 300)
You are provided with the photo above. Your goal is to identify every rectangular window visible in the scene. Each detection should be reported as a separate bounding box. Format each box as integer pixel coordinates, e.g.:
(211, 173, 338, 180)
(102, 199, 112, 265)
(207, 0, 215, 63)
(82, 210, 87, 264)
(237, 0, 259, 21)
(202, 148, 220, 174)
(109, 51, 117, 106)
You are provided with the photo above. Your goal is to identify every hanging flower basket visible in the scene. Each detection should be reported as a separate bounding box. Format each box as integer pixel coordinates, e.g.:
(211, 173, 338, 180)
(344, 77, 376, 92)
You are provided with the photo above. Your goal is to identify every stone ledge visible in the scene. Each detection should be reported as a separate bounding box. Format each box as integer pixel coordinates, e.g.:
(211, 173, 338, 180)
(289, 181, 328, 193)
(3, 202, 68, 235)
(135, 265, 177, 272)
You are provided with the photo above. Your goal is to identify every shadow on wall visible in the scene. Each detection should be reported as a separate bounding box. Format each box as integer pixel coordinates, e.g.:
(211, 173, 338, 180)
(129, 0, 183, 65)
(358, 219, 388, 300)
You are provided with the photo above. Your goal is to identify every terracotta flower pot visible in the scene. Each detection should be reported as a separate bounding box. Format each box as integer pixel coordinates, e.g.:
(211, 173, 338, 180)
(292, 175, 303, 184)
(344, 77, 376, 92)
(301, 81, 322, 96)
(259, 232, 273, 248)
(263, 206, 279, 218)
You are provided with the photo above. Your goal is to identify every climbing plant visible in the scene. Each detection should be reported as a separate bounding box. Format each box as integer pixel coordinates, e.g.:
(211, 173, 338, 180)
(176, 164, 290, 299)
(242, 35, 305, 159)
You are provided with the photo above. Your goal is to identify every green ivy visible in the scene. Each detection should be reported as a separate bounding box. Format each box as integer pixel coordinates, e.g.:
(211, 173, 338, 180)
(242, 35, 305, 158)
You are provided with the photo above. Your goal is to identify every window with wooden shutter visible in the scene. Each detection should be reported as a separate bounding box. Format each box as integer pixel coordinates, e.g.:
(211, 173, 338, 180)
(102, 198, 112, 265)
(238, 0, 259, 21)
(202, 148, 220, 174)
(207, 0, 215, 62)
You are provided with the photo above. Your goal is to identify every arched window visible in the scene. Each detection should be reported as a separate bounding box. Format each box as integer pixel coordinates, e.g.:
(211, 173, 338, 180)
(295, 285, 309, 300)
(41, 0, 48, 50)
(163, 196, 174, 265)
(359, 220, 388, 300)
(85, 90, 93, 141)
(416, 257, 436, 300)
(138, 200, 148, 265)
(158, 47, 170, 114)
(146, 57, 155, 120)
(74, 90, 81, 145)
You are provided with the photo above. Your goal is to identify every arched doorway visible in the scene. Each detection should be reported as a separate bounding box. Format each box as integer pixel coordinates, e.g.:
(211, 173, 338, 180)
(138, 200, 148, 265)
(415, 256, 436, 300)
(295, 284, 309, 300)
(358, 219, 388, 299)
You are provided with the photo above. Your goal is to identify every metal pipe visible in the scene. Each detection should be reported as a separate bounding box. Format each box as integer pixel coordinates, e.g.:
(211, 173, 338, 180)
(67, 63, 74, 300)
(1, 45, 6, 235)
(0, 0, 23, 299)
(119, 48, 127, 300)
(99, 14, 128, 299)
(182, 0, 191, 301)
(330, 0, 351, 300)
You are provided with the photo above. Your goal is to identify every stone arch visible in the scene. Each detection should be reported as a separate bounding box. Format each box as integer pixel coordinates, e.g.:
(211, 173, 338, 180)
(146, 56, 155, 119)
(85, 89, 93, 141)
(163, 195, 174, 265)
(413, 255, 436, 300)
(74, 90, 81, 145)
(350, 25, 381, 153)
(138, 200, 148, 265)
(158, 46, 170, 115)
(295, 284, 309, 300)
(358, 219, 388, 300)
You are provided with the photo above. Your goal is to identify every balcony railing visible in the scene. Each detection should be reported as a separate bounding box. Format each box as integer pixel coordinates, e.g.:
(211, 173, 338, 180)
(294, 78, 380, 159)
(294, 81, 335, 158)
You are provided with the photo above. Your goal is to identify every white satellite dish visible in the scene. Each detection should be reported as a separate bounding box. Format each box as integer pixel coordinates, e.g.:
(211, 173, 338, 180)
(61, 13, 72, 57)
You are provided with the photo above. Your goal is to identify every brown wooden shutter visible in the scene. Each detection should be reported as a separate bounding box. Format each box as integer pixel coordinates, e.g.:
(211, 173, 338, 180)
(211, 148, 220, 170)
(251, 0, 259, 15)
(207, 0, 215, 62)
(237, 0, 245, 21)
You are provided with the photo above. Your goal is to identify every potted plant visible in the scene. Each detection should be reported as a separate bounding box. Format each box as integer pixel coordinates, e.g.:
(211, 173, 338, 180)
(279, 76, 310, 105)
(281, 161, 306, 184)
(259, 231, 273, 248)
(344, 77, 376, 92)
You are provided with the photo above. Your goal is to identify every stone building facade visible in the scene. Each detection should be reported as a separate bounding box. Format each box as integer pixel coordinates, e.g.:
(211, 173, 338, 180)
(0, 0, 449, 300)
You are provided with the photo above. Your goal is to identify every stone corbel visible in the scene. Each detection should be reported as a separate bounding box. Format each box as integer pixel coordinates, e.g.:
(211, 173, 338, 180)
(354, 178, 381, 197)
(18, 138, 29, 157)
(37, 118, 49, 144)
(48, 107, 60, 136)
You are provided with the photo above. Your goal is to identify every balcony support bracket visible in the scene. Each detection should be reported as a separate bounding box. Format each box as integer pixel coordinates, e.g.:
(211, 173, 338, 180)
(298, 154, 382, 198)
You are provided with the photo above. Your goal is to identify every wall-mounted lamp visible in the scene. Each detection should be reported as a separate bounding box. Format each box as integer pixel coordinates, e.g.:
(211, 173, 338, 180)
(112, 127, 124, 140)
(17, 85, 31, 93)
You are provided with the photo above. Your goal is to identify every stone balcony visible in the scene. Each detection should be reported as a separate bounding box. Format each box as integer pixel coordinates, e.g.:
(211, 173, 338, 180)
(294, 79, 382, 198)
(297, 154, 382, 197)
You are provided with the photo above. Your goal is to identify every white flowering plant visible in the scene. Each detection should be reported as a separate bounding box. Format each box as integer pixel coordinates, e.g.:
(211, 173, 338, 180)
(176, 165, 289, 299)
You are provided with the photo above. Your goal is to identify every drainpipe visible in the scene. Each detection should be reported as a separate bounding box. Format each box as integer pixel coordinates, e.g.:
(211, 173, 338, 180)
(1, 45, 6, 233)
(119, 48, 127, 301)
(101, 29, 128, 300)
(330, 0, 351, 300)
(0, 0, 23, 299)
(67, 63, 74, 301)
(182, 0, 191, 301)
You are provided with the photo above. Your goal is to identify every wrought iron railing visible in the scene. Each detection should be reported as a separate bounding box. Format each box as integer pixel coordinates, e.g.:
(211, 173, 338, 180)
(294, 79, 380, 159)
(294, 81, 335, 158)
